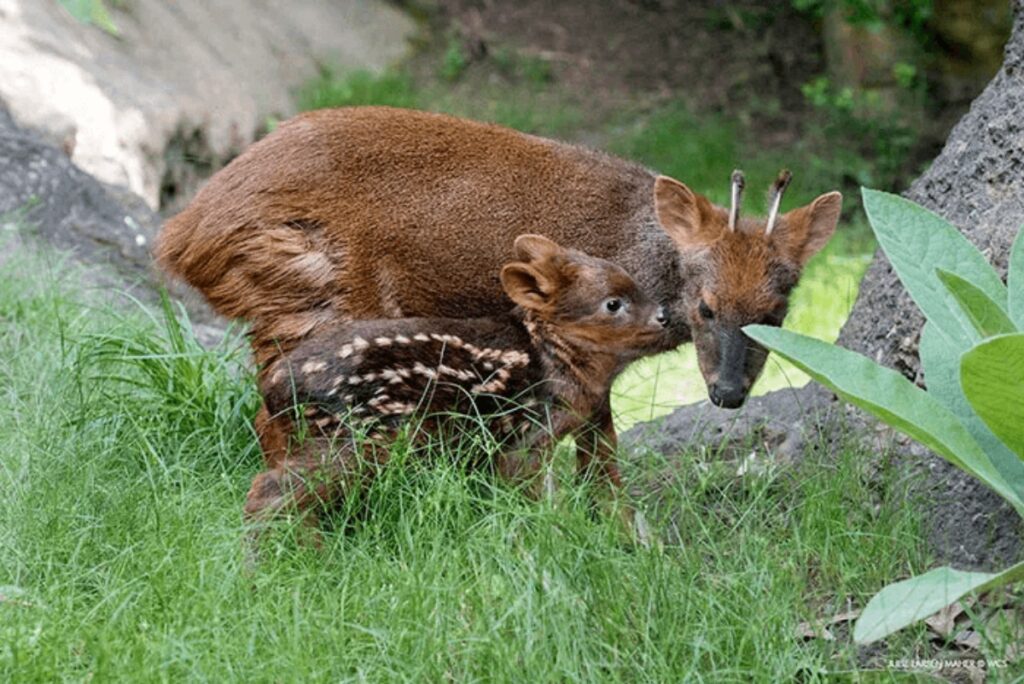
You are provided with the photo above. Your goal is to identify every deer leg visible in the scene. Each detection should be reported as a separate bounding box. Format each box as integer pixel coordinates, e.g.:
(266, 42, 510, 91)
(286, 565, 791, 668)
(254, 402, 291, 468)
(574, 401, 650, 547)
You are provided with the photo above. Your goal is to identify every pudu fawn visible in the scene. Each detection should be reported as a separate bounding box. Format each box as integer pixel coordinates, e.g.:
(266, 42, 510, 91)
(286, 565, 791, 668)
(156, 106, 842, 471)
(244, 235, 668, 542)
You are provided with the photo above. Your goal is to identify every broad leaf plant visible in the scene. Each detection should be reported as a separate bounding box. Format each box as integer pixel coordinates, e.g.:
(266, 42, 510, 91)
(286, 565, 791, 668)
(745, 189, 1024, 644)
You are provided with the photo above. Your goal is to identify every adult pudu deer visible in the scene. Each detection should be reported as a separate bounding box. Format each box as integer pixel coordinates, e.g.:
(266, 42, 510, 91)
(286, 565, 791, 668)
(244, 235, 667, 542)
(156, 107, 841, 458)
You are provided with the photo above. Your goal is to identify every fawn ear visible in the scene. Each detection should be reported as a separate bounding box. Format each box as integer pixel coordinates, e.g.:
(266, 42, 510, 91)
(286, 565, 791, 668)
(505, 235, 572, 309)
(654, 176, 722, 249)
(513, 234, 565, 263)
(501, 262, 558, 310)
(773, 191, 842, 266)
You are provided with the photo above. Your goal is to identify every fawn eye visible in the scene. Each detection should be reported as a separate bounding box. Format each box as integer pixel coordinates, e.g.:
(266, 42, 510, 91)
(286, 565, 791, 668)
(699, 300, 714, 320)
(604, 298, 623, 314)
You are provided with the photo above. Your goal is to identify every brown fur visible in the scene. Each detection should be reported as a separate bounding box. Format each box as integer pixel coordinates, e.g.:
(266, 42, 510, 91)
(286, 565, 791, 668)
(156, 106, 841, 435)
(244, 236, 665, 547)
(158, 108, 655, 366)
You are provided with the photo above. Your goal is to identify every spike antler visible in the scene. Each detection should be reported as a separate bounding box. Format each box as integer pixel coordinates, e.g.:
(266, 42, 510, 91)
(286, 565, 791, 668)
(728, 169, 745, 231)
(764, 169, 793, 235)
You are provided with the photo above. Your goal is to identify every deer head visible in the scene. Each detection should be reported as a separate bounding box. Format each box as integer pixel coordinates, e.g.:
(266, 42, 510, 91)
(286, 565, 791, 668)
(654, 171, 842, 408)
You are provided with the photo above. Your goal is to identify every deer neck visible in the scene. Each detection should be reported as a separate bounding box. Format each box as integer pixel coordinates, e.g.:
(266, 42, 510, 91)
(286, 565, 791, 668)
(521, 312, 621, 413)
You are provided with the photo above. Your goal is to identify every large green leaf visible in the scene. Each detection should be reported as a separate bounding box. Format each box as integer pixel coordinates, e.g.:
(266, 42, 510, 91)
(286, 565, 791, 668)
(854, 561, 1024, 644)
(936, 268, 1016, 338)
(918, 322, 958, 410)
(920, 324, 1024, 502)
(961, 333, 1024, 460)
(1009, 227, 1024, 330)
(745, 325, 1023, 514)
(862, 189, 1008, 344)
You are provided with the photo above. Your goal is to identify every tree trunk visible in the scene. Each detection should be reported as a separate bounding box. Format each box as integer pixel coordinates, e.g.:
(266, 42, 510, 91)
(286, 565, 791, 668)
(626, 0, 1024, 569)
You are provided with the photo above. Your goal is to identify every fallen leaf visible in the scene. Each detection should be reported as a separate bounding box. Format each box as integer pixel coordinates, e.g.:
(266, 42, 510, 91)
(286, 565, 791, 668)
(795, 607, 862, 642)
(795, 621, 835, 641)
(954, 629, 982, 651)
(925, 601, 966, 637)
(824, 609, 862, 626)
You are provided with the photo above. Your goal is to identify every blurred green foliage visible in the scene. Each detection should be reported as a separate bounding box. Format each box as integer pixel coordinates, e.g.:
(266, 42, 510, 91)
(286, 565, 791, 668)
(439, 35, 470, 82)
(297, 67, 579, 137)
(791, 0, 933, 36)
(799, 75, 921, 190)
(491, 47, 554, 86)
(57, 0, 126, 36)
(297, 70, 420, 112)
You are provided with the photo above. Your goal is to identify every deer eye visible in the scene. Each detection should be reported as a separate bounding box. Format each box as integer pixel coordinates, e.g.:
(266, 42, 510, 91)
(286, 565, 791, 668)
(604, 298, 623, 314)
(699, 300, 714, 320)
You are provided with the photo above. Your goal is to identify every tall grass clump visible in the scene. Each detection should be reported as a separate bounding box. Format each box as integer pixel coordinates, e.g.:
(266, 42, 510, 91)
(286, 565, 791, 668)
(74, 291, 260, 469)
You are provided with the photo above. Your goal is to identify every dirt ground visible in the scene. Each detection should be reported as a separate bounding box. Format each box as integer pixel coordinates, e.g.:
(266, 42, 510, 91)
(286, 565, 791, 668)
(417, 0, 999, 170)
(426, 0, 827, 144)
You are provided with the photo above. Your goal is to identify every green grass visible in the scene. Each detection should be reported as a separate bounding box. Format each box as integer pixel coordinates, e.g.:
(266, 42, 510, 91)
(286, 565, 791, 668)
(298, 70, 421, 112)
(0, 240, 940, 681)
(297, 67, 581, 138)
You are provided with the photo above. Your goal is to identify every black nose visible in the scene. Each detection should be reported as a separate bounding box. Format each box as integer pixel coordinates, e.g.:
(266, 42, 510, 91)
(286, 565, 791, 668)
(655, 305, 668, 327)
(709, 382, 746, 409)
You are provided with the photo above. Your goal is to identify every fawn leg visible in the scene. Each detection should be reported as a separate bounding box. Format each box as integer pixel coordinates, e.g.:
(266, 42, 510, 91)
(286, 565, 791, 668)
(243, 442, 362, 560)
(494, 448, 554, 501)
(574, 401, 650, 546)
(493, 408, 586, 501)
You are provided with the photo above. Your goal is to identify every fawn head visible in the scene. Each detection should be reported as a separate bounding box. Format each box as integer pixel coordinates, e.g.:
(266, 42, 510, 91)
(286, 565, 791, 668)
(500, 234, 667, 358)
(655, 170, 842, 408)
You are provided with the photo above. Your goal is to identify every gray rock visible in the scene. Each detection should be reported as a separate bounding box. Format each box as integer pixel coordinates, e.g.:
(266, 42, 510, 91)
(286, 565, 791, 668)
(0, 103, 157, 276)
(0, 102, 224, 340)
(0, 0, 415, 210)
(833, 0, 1024, 569)
(623, 385, 833, 468)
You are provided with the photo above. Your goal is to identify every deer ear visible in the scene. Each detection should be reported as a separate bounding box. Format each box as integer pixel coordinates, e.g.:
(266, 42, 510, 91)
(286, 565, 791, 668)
(654, 176, 721, 249)
(513, 234, 564, 263)
(500, 262, 557, 310)
(774, 191, 842, 266)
